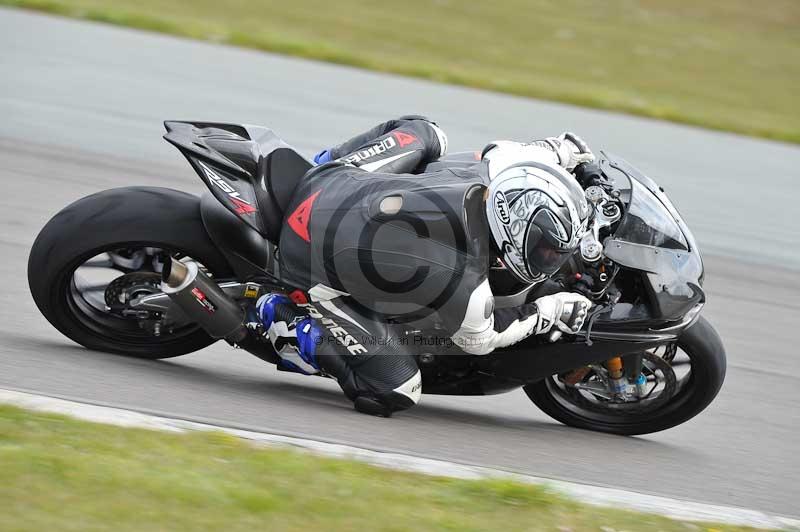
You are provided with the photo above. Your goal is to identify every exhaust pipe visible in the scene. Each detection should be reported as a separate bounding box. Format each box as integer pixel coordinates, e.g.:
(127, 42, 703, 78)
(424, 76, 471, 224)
(161, 257, 247, 343)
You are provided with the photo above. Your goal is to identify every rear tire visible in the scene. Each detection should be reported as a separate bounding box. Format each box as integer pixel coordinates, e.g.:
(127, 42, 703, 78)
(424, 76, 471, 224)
(524, 316, 726, 435)
(28, 187, 234, 359)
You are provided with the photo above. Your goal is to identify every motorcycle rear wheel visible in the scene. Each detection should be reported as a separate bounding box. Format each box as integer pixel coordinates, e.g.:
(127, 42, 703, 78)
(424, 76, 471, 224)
(524, 316, 726, 435)
(28, 187, 234, 359)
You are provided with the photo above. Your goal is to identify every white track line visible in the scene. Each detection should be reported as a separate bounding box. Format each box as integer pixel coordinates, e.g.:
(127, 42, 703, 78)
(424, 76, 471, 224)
(1, 388, 797, 530)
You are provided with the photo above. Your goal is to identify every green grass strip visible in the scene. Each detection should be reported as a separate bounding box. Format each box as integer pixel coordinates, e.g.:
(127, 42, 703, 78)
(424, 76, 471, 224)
(0, 404, 763, 531)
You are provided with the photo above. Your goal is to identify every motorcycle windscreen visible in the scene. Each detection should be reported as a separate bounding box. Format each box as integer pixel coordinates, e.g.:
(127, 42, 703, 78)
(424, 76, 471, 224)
(614, 178, 688, 251)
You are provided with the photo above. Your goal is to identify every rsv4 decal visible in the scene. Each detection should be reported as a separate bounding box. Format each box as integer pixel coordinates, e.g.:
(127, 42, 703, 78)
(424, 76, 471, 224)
(230, 197, 257, 215)
(197, 161, 257, 215)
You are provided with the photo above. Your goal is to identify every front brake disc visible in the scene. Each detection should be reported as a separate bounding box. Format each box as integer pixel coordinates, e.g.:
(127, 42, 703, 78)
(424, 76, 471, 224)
(563, 351, 677, 416)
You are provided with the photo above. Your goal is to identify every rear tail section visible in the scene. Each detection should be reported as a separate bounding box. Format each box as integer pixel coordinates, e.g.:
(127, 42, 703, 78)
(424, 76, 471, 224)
(163, 121, 312, 241)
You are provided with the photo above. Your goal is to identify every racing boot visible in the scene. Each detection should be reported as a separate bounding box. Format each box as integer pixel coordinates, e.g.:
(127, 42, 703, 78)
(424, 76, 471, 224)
(256, 293, 322, 375)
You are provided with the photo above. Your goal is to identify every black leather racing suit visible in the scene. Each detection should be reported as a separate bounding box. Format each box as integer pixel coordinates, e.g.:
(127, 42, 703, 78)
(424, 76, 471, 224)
(271, 116, 536, 416)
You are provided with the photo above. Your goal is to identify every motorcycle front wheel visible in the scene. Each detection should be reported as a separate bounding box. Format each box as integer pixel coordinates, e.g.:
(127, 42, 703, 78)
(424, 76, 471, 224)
(524, 316, 726, 435)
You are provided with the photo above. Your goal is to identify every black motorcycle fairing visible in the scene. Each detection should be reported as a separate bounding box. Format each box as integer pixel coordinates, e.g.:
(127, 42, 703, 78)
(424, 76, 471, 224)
(419, 335, 664, 395)
(200, 191, 277, 281)
(163, 121, 312, 241)
(603, 239, 705, 320)
(487, 335, 663, 383)
(594, 152, 706, 322)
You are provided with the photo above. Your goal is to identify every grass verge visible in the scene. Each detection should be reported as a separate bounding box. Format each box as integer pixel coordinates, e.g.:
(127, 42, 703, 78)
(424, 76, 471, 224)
(0, 403, 764, 531)
(2, 0, 799, 144)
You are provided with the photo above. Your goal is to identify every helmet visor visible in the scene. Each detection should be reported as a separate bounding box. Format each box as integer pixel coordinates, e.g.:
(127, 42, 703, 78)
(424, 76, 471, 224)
(525, 224, 573, 275)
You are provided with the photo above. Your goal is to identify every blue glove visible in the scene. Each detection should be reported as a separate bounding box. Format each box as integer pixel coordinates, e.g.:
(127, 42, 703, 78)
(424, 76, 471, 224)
(313, 149, 332, 165)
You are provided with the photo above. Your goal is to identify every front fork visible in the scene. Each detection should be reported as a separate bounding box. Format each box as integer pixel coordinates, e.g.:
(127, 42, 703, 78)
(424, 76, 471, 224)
(565, 355, 648, 400)
(606, 355, 647, 399)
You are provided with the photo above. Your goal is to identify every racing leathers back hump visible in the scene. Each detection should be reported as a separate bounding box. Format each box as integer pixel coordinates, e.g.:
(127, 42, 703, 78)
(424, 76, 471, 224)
(278, 162, 491, 335)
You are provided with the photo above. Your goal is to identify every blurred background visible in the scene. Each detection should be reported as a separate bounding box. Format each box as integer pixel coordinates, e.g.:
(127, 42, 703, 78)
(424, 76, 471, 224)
(1, 0, 798, 528)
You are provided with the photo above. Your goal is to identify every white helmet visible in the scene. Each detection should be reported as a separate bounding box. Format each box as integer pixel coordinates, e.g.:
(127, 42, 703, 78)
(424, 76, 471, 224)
(486, 162, 590, 284)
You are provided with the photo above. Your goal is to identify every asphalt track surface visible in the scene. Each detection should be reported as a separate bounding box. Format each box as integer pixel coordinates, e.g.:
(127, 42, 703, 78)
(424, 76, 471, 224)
(2, 8, 799, 518)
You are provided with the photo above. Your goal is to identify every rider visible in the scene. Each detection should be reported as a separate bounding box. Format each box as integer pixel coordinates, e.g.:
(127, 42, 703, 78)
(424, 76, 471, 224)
(257, 115, 594, 416)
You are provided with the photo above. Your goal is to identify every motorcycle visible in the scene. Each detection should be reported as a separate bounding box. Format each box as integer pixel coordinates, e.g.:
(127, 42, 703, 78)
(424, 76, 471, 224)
(28, 121, 726, 435)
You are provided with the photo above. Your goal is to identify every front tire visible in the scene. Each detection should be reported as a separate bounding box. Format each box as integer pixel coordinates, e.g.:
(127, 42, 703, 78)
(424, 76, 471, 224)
(524, 316, 726, 435)
(28, 187, 234, 359)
